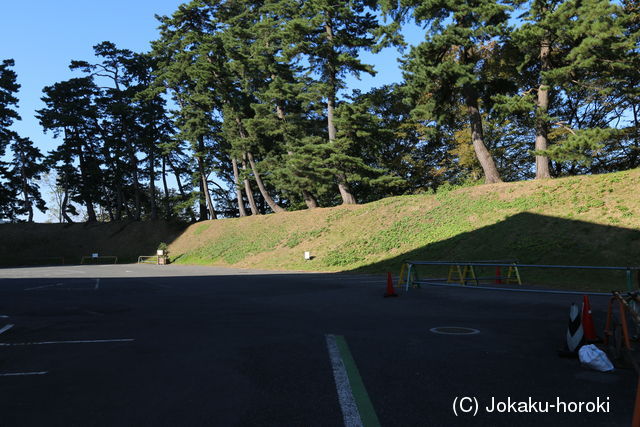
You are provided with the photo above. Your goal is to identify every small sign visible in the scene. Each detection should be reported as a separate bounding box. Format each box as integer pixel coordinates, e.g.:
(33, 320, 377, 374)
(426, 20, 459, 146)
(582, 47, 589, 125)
(304, 251, 311, 260)
(92, 253, 99, 258)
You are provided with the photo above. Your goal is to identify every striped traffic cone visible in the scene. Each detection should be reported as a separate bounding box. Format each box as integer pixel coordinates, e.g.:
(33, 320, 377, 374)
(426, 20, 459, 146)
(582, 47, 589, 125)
(566, 303, 584, 353)
(558, 303, 584, 357)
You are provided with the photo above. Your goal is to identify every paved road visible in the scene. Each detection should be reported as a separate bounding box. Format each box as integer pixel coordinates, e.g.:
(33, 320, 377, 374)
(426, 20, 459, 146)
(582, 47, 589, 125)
(0, 264, 635, 426)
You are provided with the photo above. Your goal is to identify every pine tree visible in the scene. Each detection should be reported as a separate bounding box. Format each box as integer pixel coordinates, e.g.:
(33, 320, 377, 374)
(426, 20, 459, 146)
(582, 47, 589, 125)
(0, 59, 48, 221)
(0, 59, 21, 220)
(152, 4, 222, 220)
(70, 42, 173, 221)
(130, 52, 175, 220)
(216, 1, 287, 214)
(495, 0, 638, 175)
(221, 0, 317, 211)
(338, 85, 452, 194)
(619, 0, 640, 168)
(37, 77, 103, 223)
(399, 0, 509, 184)
(284, 0, 394, 202)
(7, 136, 47, 222)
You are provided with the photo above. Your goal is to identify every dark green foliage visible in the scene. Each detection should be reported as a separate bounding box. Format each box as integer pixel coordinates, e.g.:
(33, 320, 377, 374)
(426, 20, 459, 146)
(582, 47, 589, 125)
(0, 59, 20, 147)
(1, 1, 639, 222)
(38, 77, 103, 222)
(494, 0, 639, 176)
(282, 0, 398, 203)
(72, 43, 176, 221)
(399, 0, 511, 183)
(0, 59, 47, 222)
(6, 136, 47, 222)
(0, 59, 20, 220)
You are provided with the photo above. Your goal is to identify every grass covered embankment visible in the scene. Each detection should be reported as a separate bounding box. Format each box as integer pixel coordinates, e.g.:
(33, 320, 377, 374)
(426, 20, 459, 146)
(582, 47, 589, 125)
(170, 169, 640, 291)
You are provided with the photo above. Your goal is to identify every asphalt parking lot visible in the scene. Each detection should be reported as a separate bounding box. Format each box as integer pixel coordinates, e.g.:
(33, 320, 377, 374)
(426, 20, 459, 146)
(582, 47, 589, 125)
(0, 264, 636, 426)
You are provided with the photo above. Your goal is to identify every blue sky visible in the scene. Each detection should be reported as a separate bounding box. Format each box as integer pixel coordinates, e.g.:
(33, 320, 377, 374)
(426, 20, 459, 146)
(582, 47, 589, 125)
(1, 1, 421, 221)
(1, 1, 185, 154)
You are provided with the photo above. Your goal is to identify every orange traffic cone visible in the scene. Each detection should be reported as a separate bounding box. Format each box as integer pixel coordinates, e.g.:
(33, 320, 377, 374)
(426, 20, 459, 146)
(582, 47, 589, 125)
(384, 272, 398, 298)
(582, 295, 599, 342)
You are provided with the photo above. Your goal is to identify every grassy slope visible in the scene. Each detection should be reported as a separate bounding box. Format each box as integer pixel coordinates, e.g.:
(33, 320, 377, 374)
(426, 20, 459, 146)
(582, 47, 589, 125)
(0, 220, 186, 265)
(170, 169, 640, 291)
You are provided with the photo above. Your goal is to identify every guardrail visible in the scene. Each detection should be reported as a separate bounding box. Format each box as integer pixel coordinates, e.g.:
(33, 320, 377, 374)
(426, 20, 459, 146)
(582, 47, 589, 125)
(80, 255, 118, 265)
(399, 260, 640, 291)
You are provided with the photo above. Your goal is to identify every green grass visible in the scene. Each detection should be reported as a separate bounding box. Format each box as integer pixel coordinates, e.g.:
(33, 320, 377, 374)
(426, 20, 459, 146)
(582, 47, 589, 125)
(169, 168, 640, 291)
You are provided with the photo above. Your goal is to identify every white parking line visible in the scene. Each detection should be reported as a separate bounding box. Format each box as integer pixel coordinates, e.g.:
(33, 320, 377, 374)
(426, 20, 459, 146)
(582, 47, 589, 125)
(0, 324, 14, 335)
(326, 334, 364, 427)
(24, 282, 64, 291)
(0, 371, 48, 377)
(95, 278, 100, 290)
(0, 338, 134, 346)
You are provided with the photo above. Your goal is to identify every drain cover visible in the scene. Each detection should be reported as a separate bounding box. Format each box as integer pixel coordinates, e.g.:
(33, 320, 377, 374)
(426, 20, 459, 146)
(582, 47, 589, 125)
(429, 326, 480, 335)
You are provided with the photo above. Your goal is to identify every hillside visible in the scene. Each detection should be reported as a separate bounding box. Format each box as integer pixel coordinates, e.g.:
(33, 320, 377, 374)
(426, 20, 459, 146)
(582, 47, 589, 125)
(169, 169, 640, 291)
(0, 220, 186, 266)
(1, 169, 638, 291)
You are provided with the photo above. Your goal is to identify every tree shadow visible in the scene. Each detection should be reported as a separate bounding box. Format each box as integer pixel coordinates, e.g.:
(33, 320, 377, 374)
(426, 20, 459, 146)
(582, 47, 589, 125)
(0, 220, 187, 266)
(345, 212, 640, 291)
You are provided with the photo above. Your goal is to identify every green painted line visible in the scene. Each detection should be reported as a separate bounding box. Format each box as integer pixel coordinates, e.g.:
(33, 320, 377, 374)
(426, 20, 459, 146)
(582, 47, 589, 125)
(334, 335, 381, 427)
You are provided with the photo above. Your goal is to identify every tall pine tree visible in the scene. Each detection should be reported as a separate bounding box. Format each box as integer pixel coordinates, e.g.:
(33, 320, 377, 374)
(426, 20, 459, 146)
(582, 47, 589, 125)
(399, 0, 510, 183)
(284, 0, 394, 202)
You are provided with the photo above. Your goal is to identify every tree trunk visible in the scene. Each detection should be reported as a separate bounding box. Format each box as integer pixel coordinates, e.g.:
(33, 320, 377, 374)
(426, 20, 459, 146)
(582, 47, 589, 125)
(325, 17, 357, 205)
(86, 203, 97, 222)
(327, 94, 337, 141)
(462, 86, 503, 184)
(276, 96, 319, 209)
(198, 156, 217, 220)
(198, 176, 207, 221)
(289, 151, 319, 209)
(631, 105, 640, 168)
(235, 117, 284, 213)
(535, 38, 552, 179)
(130, 150, 142, 221)
(77, 149, 97, 222)
(106, 152, 124, 219)
(115, 190, 124, 221)
(161, 156, 170, 219)
(23, 181, 33, 222)
(302, 190, 319, 209)
(61, 186, 74, 224)
(168, 158, 196, 222)
(242, 156, 260, 215)
(18, 152, 33, 222)
(246, 152, 285, 213)
(232, 157, 248, 217)
(105, 200, 114, 222)
(196, 138, 208, 221)
(149, 148, 158, 220)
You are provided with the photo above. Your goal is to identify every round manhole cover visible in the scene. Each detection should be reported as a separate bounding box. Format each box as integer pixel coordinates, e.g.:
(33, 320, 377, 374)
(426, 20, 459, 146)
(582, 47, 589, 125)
(429, 326, 480, 335)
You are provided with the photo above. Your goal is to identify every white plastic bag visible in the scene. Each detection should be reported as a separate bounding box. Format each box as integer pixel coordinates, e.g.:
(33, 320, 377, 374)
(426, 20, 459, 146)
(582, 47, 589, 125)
(578, 344, 615, 372)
